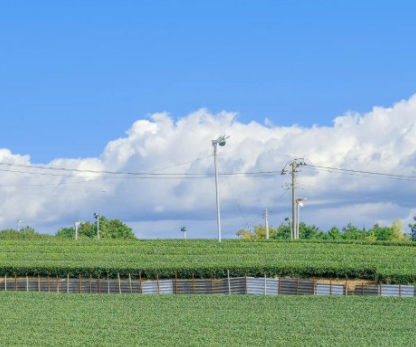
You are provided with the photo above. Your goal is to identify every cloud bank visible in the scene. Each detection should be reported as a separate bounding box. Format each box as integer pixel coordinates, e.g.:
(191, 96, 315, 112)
(1, 94, 416, 238)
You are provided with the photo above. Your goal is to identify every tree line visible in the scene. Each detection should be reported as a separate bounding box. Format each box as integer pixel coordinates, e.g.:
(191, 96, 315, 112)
(237, 215, 416, 241)
(0, 216, 136, 240)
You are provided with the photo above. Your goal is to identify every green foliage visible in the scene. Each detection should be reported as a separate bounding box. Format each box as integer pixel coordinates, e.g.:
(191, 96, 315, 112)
(0, 227, 50, 240)
(409, 215, 416, 241)
(239, 218, 410, 242)
(56, 217, 135, 240)
(99, 217, 135, 239)
(0, 293, 415, 347)
(0, 239, 415, 283)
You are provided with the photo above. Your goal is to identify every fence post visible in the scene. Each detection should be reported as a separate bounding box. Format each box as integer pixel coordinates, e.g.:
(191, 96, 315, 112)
(329, 280, 332, 296)
(278, 277, 281, 297)
(192, 274, 195, 294)
(38, 275, 40, 292)
(139, 273, 143, 294)
(399, 284, 402, 298)
(379, 283, 382, 297)
(4, 275, 6, 292)
(174, 271, 178, 294)
(56, 276, 59, 293)
(264, 274, 267, 296)
(157, 274, 160, 295)
(313, 277, 315, 297)
(14, 276, 17, 291)
(107, 274, 110, 294)
(227, 270, 231, 295)
(67, 275, 70, 293)
(296, 278, 299, 295)
(26, 276, 29, 292)
(117, 273, 121, 294)
(361, 282, 364, 298)
(79, 274, 82, 293)
(98, 274, 101, 294)
(129, 273, 132, 294)
(245, 275, 248, 295)
(345, 280, 348, 297)
(47, 275, 50, 292)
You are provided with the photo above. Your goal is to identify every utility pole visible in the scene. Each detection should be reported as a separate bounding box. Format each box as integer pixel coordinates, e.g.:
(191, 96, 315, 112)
(291, 161, 296, 240)
(93, 213, 100, 240)
(265, 208, 270, 240)
(17, 219, 23, 232)
(281, 158, 306, 240)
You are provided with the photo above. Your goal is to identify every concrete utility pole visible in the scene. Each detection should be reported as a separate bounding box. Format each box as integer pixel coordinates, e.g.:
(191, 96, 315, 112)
(93, 213, 100, 240)
(74, 221, 82, 241)
(265, 208, 270, 240)
(281, 158, 306, 240)
(212, 135, 230, 242)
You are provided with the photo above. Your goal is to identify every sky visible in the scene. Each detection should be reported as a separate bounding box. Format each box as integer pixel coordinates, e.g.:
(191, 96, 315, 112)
(0, 1, 416, 238)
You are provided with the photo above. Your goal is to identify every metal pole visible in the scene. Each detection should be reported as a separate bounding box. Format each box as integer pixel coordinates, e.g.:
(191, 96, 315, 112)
(97, 217, 100, 240)
(297, 202, 300, 240)
(74, 222, 79, 241)
(213, 142, 222, 242)
(291, 161, 296, 241)
(265, 208, 269, 240)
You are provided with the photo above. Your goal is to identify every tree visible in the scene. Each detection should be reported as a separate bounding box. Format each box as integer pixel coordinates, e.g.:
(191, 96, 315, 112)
(99, 218, 136, 239)
(56, 217, 136, 239)
(327, 226, 343, 240)
(342, 223, 368, 240)
(298, 222, 325, 240)
(0, 226, 48, 239)
(56, 222, 95, 239)
(409, 215, 416, 241)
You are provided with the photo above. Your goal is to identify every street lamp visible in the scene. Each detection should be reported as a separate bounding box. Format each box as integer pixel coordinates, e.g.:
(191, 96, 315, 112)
(295, 197, 306, 240)
(212, 135, 230, 242)
(181, 227, 187, 240)
(93, 213, 100, 240)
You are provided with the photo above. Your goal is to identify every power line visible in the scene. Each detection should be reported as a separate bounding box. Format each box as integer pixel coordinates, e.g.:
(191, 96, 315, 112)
(305, 164, 416, 182)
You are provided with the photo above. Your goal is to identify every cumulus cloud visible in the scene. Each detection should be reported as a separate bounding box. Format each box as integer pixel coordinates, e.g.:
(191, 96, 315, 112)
(1, 95, 416, 238)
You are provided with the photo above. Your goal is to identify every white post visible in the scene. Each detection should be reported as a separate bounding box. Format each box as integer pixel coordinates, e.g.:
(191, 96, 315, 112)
(227, 270, 231, 295)
(213, 142, 222, 242)
(297, 203, 300, 240)
(264, 274, 267, 295)
(265, 208, 269, 240)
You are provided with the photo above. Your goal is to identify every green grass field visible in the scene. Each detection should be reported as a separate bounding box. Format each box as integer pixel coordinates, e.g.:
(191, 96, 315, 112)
(1, 293, 415, 347)
(1, 239, 416, 283)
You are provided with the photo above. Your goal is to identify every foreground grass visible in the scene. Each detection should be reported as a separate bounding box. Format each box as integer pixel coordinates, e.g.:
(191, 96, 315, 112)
(0, 292, 415, 346)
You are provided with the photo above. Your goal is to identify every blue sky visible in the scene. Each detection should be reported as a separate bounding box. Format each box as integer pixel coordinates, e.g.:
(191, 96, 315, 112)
(1, 1, 416, 237)
(1, 0, 415, 163)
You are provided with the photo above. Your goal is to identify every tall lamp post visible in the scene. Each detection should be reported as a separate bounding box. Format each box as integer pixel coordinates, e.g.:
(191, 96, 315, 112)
(181, 227, 187, 240)
(93, 213, 100, 240)
(212, 135, 229, 242)
(295, 197, 306, 240)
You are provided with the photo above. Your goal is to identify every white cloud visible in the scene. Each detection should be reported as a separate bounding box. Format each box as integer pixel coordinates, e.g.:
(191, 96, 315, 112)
(1, 94, 416, 237)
